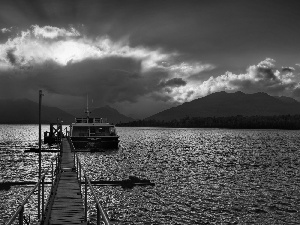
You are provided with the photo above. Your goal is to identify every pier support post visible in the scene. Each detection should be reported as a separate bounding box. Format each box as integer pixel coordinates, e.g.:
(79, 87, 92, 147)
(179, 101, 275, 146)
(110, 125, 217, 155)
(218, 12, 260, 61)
(76, 156, 79, 179)
(79, 163, 82, 185)
(42, 177, 45, 216)
(38, 183, 40, 219)
(18, 206, 24, 225)
(73, 141, 76, 169)
(51, 161, 54, 185)
(96, 204, 100, 225)
(55, 157, 58, 175)
(85, 176, 88, 221)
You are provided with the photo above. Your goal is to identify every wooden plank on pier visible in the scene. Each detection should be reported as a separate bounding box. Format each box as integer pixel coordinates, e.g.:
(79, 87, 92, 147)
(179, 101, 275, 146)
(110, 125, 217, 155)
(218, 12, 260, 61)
(48, 138, 85, 225)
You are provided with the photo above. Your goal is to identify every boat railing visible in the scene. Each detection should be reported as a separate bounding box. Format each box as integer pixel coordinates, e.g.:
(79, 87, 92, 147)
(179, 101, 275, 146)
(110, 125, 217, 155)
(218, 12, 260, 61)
(75, 117, 108, 123)
(5, 155, 61, 225)
(93, 118, 108, 123)
(68, 138, 111, 225)
(75, 118, 89, 123)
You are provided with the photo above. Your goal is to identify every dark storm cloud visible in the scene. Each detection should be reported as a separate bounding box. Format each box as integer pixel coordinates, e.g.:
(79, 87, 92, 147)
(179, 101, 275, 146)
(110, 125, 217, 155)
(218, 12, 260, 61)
(42, 57, 145, 99)
(6, 48, 17, 65)
(0, 70, 31, 99)
(228, 78, 293, 95)
(186, 91, 195, 99)
(256, 67, 277, 81)
(0, 56, 173, 107)
(158, 78, 187, 88)
(282, 67, 295, 72)
(150, 93, 174, 102)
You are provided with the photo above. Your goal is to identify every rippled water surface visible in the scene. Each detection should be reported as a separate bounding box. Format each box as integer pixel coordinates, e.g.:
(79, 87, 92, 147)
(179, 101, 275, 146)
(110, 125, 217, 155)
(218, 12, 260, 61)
(1, 126, 300, 224)
(0, 125, 56, 223)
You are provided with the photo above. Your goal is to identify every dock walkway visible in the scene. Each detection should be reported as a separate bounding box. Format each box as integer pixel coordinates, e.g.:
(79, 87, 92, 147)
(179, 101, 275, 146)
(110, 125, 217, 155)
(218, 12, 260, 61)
(46, 138, 85, 224)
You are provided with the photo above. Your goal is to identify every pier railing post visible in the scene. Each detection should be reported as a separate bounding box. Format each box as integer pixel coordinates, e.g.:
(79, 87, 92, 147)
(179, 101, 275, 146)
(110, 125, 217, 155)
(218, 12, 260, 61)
(55, 157, 57, 174)
(59, 154, 61, 171)
(73, 141, 76, 168)
(6, 157, 64, 225)
(96, 204, 100, 225)
(79, 163, 81, 185)
(19, 206, 24, 225)
(42, 176, 45, 217)
(38, 183, 40, 220)
(60, 138, 63, 155)
(51, 161, 54, 185)
(76, 156, 79, 180)
(85, 176, 88, 221)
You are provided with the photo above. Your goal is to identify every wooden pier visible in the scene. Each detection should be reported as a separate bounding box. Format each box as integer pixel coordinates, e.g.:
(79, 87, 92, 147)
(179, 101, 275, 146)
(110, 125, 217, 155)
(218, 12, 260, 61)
(44, 138, 85, 224)
(6, 132, 153, 224)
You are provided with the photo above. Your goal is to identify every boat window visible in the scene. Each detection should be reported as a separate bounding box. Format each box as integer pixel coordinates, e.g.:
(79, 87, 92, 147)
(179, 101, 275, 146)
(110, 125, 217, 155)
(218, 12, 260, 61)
(109, 127, 116, 135)
(93, 126, 109, 136)
(72, 126, 89, 136)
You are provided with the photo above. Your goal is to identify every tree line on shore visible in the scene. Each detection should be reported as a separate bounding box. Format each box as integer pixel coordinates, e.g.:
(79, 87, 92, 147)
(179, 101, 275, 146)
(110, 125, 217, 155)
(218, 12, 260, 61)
(117, 115, 300, 129)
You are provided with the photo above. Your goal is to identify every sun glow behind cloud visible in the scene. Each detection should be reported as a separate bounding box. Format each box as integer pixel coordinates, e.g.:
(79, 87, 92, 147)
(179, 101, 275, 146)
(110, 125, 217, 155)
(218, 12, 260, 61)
(0, 25, 182, 70)
(31, 25, 80, 39)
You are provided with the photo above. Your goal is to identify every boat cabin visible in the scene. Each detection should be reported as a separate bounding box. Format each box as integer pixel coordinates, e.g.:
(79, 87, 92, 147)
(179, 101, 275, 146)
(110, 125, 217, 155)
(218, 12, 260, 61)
(70, 117, 117, 137)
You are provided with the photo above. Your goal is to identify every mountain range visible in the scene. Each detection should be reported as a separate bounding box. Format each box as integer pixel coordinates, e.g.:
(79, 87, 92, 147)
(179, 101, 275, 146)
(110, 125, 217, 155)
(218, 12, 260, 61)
(0, 99, 134, 124)
(75, 105, 134, 124)
(146, 91, 300, 121)
(0, 99, 74, 124)
(1, 91, 300, 124)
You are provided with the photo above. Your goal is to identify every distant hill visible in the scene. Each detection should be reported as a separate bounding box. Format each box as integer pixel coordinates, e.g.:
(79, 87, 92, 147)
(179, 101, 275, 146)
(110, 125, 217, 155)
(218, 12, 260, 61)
(274, 96, 299, 104)
(0, 99, 74, 124)
(146, 91, 300, 121)
(76, 105, 134, 124)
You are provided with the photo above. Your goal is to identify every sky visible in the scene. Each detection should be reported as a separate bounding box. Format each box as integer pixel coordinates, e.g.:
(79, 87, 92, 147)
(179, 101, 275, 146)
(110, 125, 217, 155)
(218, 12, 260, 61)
(1, 0, 300, 119)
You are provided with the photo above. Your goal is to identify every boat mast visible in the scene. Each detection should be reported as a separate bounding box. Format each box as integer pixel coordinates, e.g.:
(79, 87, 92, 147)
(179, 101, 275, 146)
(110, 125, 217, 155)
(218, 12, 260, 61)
(85, 94, 91, 119)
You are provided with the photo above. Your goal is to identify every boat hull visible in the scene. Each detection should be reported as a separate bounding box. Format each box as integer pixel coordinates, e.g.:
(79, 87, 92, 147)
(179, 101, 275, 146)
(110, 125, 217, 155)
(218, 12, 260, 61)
(70, 136, 119, 151)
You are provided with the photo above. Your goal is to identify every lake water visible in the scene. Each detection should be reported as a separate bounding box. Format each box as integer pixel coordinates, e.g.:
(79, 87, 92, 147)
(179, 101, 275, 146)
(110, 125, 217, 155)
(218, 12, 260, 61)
(1, 125, 300, 224)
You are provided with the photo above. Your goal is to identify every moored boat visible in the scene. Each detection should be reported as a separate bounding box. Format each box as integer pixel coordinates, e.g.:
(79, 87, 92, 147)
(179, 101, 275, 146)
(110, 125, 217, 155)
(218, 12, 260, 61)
(70, 117, 119, 151)
(70, 99, 119, 151)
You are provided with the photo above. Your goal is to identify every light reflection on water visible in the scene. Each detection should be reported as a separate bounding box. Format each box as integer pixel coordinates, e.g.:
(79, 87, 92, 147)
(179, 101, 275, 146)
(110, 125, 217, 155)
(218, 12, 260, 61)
(79, 127, 300, 224)
(0, 125, 56, 224)
(1, 126, 300, 224)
